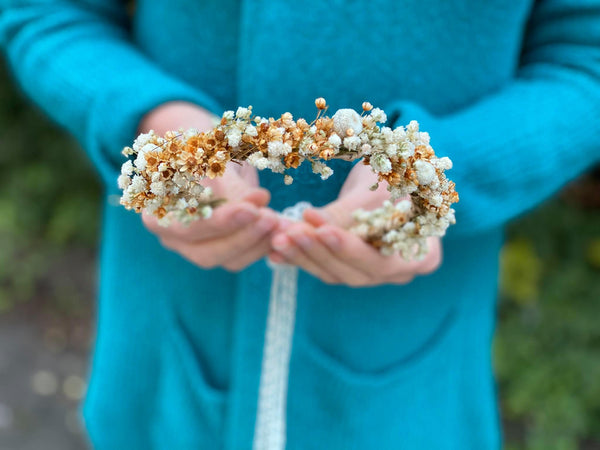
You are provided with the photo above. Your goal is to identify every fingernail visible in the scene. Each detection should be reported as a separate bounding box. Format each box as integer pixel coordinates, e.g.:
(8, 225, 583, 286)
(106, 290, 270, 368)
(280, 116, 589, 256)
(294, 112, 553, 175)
(272, 234, 290, 251)
(318, 231, 341, 251)
(289, 232, 312, 249)
(234, 209, 257, 226)
(256, 216, 277, 232)
(278, 218, 294, 231)
(268, 253, 286, 265)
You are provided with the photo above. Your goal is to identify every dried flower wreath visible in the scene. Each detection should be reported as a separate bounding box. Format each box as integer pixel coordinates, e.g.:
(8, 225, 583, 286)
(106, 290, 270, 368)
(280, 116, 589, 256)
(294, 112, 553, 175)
(119, 98, 458, 259)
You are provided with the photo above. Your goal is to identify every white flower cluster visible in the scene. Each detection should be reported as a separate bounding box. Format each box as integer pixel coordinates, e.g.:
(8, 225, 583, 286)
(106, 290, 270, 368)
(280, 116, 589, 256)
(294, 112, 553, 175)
(351, 200, 456, 260)
(342, 116, 458, 257)
(119, 130, 216, 226)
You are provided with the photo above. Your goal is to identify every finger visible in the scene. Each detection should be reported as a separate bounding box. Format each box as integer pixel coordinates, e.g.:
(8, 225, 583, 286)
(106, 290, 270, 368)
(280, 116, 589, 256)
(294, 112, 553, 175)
(314, 224, 427, 280)
(142, 201, 260, 242)
(221, 235, 273, 272)
(207, 163, 270, 207)
(285, 224, 377, 287)
(220, 208, 281, 271)
(161, 210, 279, 268)
(237, 160, 260, 186)
(271, 233, 340, 284)
(302, 208, 328, 228)
(267, 251, 287, 265)
(303, 163, 390, 229)
(413, 237, 443, 275)
(240, 187, 271, 207)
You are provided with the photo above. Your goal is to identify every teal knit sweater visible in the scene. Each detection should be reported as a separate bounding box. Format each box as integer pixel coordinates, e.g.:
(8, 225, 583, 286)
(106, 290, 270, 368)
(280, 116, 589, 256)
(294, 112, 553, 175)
(1, 1, 599, 448)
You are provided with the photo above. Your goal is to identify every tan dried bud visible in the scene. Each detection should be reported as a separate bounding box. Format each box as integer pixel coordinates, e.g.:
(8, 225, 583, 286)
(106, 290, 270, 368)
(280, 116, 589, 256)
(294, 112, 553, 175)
(297, 118, 310, 131)
(284, 152, 301, 168)
(362, 102, 373, 112)
(319, 148, 335, 160)
(315, 97, 327, 110)
(345, 128, 355, 137)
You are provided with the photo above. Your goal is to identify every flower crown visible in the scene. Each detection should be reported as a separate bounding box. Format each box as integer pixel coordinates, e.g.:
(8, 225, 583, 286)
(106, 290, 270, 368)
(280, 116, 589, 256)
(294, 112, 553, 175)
(119, 98, 458, 259)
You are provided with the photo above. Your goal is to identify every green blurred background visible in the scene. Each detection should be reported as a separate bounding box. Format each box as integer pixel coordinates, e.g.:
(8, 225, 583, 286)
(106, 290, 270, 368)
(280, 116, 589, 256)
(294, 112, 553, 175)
(0, 60, 598, 449)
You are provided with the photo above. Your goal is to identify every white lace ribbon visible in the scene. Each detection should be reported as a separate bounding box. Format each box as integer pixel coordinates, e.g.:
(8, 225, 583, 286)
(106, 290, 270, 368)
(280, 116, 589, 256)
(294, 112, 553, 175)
(253, 202, 312, 450)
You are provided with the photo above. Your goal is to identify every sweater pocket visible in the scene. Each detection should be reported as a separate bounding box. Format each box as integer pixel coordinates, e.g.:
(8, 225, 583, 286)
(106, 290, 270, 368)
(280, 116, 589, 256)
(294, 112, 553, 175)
(286, 308, 461, 450)
(151, 307, 228, 448)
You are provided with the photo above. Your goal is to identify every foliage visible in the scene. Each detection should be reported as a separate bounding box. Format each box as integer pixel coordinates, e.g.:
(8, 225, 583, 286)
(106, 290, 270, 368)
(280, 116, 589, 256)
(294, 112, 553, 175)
(497, 199, 600, 450)
(0, 61, 101, 313)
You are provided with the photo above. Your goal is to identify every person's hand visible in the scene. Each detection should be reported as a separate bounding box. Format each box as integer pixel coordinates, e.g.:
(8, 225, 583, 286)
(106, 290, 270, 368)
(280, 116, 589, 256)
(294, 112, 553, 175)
(269, 163, 442, 286)
(140, 102, 279, 272)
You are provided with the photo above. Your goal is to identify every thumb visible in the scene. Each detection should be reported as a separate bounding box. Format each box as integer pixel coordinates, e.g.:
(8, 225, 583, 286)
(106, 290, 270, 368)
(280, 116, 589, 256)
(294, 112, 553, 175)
(205, 163, 270, 208)
(303, 196, 358, 229)
(241, 188, 271, 207)
(303, 174, 390, 229)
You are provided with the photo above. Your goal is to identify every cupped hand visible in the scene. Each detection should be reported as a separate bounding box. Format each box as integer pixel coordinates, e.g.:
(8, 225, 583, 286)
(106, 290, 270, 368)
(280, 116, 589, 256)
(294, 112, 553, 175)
(140, 101, 278, 272)
(269, 163, 443, 286)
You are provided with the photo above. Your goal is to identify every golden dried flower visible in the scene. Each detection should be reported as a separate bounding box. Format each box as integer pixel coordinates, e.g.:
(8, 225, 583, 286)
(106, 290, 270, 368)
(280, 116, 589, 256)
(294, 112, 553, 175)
(284, 152, 301, 168)
(315, 97, 327, 110)
(319, 148, 335, 160)
(207, 160, 226, 179)
(362, 102, 373, 112)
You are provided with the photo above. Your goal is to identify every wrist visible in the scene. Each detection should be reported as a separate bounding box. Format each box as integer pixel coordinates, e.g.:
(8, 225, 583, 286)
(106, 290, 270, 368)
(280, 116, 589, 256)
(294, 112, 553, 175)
(138, 101, 218, 135)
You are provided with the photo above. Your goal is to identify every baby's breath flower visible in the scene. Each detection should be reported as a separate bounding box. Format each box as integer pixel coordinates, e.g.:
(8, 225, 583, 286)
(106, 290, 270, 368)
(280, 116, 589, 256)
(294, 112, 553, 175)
(417, 131, 431, 145)
(434, 157, 453, 170)
(121, 160, 134, 175)
(328, 133, 342, 148)
(370, 108, 387, 123)
(117, 174, 131, 190)
(129, 175, 147, 194)
(252, 157, 270, 171)
(235, 106, 252, 120)
(226, 128, 242, 147)
(360, 143, 373, 156)
(343, 136, 361, 151)
(172, 172, 188, 187)
(371, 154, 392, 174)
(150, 181, 167, 197)
(267, 141, 292, 157)
(311, 161, 334, 180)
(132, 132, 154, 152)
(183, 128, 199, 140)
(414, 160, 436, 185)
(175, 198, 188, 210)
(201, 206, 213, 219)
(332, 109, 363, 138)
(245, 124, 258, 137)
(214, 150, 228, 161)
(398, 141, 415, 158)
(134, 153, 147, 171)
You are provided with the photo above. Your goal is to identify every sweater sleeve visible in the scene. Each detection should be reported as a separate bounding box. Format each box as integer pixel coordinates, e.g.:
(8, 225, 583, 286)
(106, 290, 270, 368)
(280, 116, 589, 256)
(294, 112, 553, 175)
(385, 0, 600, 237)
(0, 0, 223, 185)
